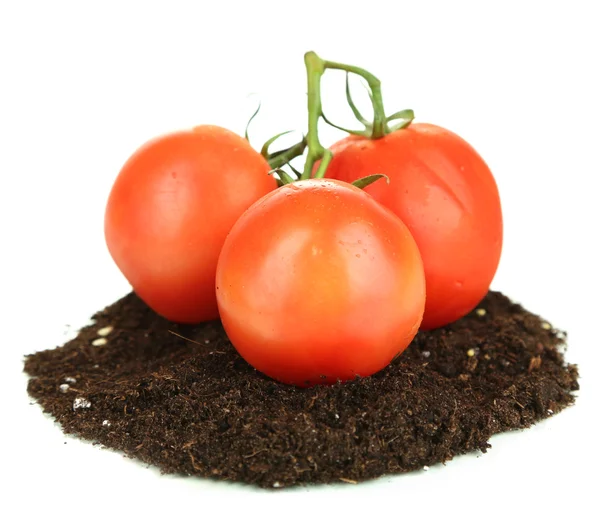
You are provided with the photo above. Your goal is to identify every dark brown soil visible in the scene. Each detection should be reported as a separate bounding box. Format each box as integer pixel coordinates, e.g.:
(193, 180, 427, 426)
(24, 291, 578, 488)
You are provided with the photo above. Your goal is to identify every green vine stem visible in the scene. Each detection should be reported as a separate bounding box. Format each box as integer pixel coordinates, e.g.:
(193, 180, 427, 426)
(302, 51, 406, 180)
(276, 51, 410, 183)
(301, 52, 332, 179)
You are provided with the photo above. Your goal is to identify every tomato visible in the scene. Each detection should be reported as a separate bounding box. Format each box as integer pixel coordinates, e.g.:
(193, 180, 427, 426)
(215, 179, 426, 387)
(105, 125, 277, 323)
(323, 123, 503, 329)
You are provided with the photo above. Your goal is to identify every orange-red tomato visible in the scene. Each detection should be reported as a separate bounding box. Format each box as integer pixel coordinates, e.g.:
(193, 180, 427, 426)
(323, 123, 503, 329)
(215, 179, 426, 387)
(105, 125, 277, 323)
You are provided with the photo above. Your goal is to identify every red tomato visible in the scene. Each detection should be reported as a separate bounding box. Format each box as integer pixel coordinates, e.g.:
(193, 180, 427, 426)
(323, 123, 503, 329)
(215, 179, 426, 387)
(105, 125, 277, 323)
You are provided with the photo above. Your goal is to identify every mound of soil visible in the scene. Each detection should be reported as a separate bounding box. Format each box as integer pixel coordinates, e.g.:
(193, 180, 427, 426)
(25, 291, 578, 488)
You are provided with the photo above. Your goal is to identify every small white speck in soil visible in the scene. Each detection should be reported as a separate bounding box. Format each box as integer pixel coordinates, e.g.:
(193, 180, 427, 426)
(541, 322, 552, 330)
(92, 337, 108, 347)
(423, 466, 430, 471)
(97, 326, 114, 337)
(73, 397, 91, 410)
(422, 350, 431, 358)
(59, 384, 70, 393)
(102, 420, 111, 427)
(476, 308, 486, 316)
(64, 377, 77, 384)
(272, 482, 282, 488)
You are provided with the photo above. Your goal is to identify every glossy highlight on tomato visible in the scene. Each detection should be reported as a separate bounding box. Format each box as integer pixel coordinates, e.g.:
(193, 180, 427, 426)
(105, 125, 277, 323)
(215, 179, 426, 387)
(324, 123, 503, 329)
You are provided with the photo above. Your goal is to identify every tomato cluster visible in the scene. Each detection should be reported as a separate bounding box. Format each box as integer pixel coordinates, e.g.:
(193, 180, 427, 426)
(104, 52, 502, 387)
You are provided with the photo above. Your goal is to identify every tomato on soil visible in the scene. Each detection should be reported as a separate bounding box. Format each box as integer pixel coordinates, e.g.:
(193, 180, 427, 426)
(215, 179, 426, 387)
(323, 123, 503, 330)
(105, 125, 277, 323)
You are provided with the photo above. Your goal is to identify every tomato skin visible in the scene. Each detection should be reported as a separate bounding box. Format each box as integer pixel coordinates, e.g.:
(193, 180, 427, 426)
(105, 125, 277, 323)
(215, 179, 426, 387)
(323, 123, 503, 330)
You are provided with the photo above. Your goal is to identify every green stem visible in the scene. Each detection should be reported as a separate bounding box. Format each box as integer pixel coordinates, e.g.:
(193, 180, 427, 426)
(302, 52, 332, 179)
(314, 150, 333, 179)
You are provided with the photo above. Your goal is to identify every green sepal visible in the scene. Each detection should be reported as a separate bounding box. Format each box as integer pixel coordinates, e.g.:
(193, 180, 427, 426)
(321, 111, 368, 137)
(244, 102, 262, 141)
(386, 109, 415, 132)
(351, 173, 390, 189)
(267, 136, 307, 170)
(261, 130, 294, 158)
(286, 163, 302, 178)
(268, 168, 296, 185)
(345, 72, 370, 127)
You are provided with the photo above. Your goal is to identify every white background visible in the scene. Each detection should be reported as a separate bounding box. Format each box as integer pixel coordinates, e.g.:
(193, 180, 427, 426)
(1, 1, 598, 504)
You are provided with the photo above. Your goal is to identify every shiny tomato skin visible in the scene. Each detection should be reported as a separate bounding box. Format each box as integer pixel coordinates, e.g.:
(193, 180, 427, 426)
(105, 125, 277, 323)
(215, 179, 426, 387)
(324, 123, 503, 330)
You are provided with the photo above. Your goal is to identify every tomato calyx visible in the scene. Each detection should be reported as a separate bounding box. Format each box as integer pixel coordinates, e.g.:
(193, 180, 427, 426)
(244, 100, 308, 185)
(263, 133, 306, 171)
(260, 135, 308, 186)
(263, 133, 307, 186)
